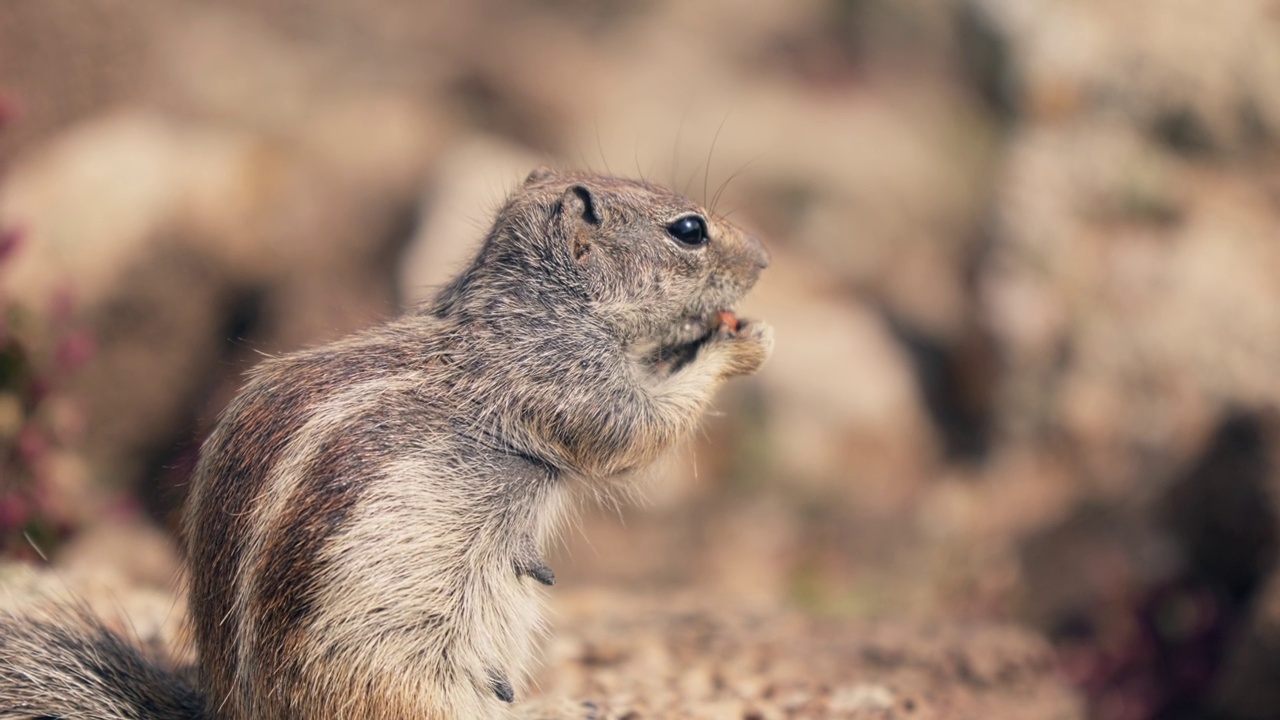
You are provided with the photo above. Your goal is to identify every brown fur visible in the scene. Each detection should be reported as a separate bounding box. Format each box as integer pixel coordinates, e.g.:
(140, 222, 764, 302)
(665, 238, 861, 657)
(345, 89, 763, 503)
(0, 169, 772, 719)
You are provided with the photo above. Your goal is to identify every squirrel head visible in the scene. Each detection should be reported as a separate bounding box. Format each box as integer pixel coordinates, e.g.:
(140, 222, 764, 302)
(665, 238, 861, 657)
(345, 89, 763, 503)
(451, 167, 769, 354)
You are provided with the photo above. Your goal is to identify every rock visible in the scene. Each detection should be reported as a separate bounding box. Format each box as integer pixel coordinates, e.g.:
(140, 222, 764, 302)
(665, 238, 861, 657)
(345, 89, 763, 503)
(981, 121, 1280, 487)
(947, 8, 1280, 713)
(969, 0, 1280, 153)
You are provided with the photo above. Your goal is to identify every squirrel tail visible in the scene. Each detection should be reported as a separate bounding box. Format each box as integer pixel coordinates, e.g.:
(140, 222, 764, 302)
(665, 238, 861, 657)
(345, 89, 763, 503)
(0, 607, 206, 719)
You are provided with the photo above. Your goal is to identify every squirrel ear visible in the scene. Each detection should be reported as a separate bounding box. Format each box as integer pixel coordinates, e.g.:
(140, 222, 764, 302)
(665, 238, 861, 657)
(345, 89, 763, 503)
(562, 184, 601, 226)
(524, 166, 557, 185)
(560, 185, 600, 264)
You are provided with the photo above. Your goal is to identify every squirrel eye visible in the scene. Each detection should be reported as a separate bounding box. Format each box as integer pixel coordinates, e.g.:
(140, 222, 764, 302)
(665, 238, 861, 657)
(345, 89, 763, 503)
(667, 216, 709, 247)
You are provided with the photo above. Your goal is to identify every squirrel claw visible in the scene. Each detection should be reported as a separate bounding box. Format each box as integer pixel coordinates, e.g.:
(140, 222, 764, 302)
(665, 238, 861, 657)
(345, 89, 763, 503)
(527, 562, 556, 586)
(488, 669, 515, 703)
(514, 535, 556, 585)
(514, 557, 556, 586)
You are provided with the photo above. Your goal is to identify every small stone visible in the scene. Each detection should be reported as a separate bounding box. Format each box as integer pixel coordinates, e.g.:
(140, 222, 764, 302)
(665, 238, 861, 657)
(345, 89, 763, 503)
(828, 684, 896, 712)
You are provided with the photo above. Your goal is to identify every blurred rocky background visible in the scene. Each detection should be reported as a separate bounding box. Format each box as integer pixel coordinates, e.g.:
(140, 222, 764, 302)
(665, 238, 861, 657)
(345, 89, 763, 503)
(3, 0, 1280, 718)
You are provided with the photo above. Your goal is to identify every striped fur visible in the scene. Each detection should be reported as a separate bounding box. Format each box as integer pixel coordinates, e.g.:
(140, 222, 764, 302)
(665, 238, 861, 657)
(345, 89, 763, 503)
(1, 169, 771, 719)
(0, 606, 204, 719)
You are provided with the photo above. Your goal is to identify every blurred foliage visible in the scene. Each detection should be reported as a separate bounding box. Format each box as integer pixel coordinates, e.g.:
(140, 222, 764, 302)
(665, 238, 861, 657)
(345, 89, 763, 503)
(0, 113, 93, 560)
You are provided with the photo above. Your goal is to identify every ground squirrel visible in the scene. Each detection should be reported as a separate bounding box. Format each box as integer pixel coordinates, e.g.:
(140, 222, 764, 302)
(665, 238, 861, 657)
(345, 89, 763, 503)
(0, 168, 772, 719)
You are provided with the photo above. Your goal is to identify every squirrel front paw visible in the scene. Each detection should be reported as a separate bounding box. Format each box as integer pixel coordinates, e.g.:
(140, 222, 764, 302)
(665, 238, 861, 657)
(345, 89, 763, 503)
(707, 319, 773, 378)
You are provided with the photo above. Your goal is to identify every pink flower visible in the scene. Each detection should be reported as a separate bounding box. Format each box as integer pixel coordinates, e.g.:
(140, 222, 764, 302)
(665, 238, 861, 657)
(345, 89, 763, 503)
(55, 330, 96, 372)
(0, 492, 30, 531)
(49, 285, 77, 323)
(0, 226, 23, 264)
(0, 93, 19, 131)
(16, 425, 48, 465)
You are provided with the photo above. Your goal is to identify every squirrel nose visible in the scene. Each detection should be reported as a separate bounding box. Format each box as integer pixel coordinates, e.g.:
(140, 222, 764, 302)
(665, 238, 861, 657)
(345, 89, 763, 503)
(745, 233, 771, 269)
